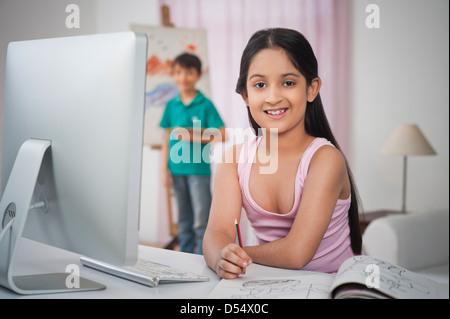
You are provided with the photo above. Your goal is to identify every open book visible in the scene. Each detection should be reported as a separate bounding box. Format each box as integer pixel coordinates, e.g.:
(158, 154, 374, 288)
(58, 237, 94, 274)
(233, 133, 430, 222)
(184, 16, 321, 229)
(207, 255, 448, 299)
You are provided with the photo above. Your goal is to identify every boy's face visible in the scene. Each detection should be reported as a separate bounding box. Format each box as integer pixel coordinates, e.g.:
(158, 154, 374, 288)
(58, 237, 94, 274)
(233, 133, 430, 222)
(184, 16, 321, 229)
(172, 63, 201, 94)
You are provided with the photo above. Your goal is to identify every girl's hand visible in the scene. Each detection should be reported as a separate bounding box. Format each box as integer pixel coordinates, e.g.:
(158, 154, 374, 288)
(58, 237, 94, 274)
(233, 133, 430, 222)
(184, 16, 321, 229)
(215, 243, 252, 279)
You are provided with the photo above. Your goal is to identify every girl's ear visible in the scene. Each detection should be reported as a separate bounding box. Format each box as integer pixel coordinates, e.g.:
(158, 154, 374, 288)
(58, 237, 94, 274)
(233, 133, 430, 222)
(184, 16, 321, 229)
(240, 92, 249, 106)
(307, 77, 322, 102)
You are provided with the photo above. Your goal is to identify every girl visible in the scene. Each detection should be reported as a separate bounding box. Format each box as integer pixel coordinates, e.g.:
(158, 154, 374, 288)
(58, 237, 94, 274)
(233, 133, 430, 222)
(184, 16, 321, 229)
(203, 28, 361, 278)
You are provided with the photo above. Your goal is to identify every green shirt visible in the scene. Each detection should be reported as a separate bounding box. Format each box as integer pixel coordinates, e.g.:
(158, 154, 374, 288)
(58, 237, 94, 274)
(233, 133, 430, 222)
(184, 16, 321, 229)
(159, 91, 225, 175)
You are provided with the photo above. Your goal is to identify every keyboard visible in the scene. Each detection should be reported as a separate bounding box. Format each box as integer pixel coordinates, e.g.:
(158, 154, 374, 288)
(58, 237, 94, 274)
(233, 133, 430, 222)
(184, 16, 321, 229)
(80, 256, 209, 288)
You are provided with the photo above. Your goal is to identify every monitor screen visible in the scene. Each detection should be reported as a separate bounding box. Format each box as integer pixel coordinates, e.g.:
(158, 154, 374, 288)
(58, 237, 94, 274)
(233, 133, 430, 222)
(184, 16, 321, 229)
(0, 32, 147, 293)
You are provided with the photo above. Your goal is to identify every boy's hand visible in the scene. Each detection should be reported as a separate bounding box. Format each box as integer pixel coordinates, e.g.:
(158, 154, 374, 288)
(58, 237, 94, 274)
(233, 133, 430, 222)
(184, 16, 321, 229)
(216, 243, 252, 279)
(172, 127, 191, 141)
(161, 169, 172, 188)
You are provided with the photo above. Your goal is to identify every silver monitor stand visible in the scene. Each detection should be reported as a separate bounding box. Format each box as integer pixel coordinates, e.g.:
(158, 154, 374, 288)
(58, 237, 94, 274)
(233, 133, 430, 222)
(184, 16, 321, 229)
(0, 139, 105, 294)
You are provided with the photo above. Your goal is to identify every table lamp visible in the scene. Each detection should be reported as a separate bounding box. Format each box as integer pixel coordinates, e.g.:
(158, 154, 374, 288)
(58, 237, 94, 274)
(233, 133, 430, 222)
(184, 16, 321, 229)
(379, 124, 436, 213)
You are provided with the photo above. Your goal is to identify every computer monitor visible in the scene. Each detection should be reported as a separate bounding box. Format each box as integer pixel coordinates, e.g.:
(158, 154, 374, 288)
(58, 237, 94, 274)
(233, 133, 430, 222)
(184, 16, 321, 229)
(0, 32, 147, 294)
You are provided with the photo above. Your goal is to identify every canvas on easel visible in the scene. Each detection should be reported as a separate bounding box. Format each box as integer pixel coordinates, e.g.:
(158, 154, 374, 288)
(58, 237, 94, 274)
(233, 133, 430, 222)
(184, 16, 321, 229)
(130, 24, 212, 148)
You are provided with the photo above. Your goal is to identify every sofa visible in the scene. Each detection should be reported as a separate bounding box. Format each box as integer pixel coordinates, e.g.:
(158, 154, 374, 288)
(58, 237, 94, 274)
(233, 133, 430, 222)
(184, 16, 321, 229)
(362, 209, 449, 286)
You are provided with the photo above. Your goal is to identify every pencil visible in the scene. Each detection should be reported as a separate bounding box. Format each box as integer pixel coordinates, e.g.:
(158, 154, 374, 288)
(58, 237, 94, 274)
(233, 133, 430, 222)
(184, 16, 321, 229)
(235, 218, 247, 275)
(235, 218, 243, 248)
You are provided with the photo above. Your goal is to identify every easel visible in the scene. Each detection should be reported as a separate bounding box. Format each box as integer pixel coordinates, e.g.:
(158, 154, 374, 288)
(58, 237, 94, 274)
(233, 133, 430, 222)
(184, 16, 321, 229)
(161, 4, 174, 27)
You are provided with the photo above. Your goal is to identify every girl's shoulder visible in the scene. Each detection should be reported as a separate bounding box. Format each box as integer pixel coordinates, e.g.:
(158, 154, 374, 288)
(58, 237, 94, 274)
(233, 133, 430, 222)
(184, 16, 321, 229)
(305, 137, 340, 159)
(307, 139, 346, 173)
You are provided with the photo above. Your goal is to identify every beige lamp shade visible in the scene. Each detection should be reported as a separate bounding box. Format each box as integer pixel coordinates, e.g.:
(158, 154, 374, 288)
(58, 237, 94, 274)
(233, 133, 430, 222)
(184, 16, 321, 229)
(379, 124, 436, 156)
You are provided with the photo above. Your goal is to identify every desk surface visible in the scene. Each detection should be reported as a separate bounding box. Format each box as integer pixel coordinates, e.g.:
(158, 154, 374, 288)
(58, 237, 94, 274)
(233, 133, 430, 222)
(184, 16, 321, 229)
(2, 238, 449, 300)
(0, 238, 306, 299)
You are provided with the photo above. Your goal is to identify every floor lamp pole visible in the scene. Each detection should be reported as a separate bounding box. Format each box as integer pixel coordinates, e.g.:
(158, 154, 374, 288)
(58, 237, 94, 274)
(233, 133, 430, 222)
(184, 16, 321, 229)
(402, 155, 407, 213)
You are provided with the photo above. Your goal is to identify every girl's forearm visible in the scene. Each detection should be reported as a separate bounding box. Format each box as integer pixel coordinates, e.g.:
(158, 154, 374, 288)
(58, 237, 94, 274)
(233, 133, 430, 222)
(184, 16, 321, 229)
(244, 237, 311, 270)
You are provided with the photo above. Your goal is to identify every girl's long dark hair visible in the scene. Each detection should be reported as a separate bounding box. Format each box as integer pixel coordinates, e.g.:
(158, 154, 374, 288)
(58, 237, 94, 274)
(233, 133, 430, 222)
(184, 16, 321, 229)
(236, 28, 362, 254)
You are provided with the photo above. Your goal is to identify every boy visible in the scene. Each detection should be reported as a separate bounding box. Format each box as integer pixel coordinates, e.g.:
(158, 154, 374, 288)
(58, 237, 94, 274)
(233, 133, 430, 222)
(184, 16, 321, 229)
(160, 52, 225, 254)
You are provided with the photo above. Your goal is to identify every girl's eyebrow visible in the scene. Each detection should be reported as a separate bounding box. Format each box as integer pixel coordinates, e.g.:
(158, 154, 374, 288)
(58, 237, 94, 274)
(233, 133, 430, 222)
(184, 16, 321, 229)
(282, 72, 301, 78)
(248, 72, 301, 80)
(248, 73, 265, 80)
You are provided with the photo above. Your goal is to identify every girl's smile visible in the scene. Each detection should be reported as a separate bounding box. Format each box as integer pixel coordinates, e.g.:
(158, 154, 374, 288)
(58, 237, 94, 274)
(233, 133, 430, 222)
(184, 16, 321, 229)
(264, 107, 289, 119)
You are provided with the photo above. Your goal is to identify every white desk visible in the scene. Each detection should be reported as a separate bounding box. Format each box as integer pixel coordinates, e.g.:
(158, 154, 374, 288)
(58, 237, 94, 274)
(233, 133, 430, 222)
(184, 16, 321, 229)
(2, 238, 449, 306)
(0, 238, 305, 299)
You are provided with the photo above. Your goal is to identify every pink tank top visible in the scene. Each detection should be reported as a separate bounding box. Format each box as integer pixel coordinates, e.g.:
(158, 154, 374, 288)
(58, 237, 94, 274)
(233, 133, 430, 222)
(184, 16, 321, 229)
(238, 136, 355, 273)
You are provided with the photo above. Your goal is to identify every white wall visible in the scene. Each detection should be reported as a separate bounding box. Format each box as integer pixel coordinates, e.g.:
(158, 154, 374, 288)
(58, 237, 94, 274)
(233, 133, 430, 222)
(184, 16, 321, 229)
(350, 0, 449, 212)
(0, 0, 97, 178)
(94, 0, 158, 33)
